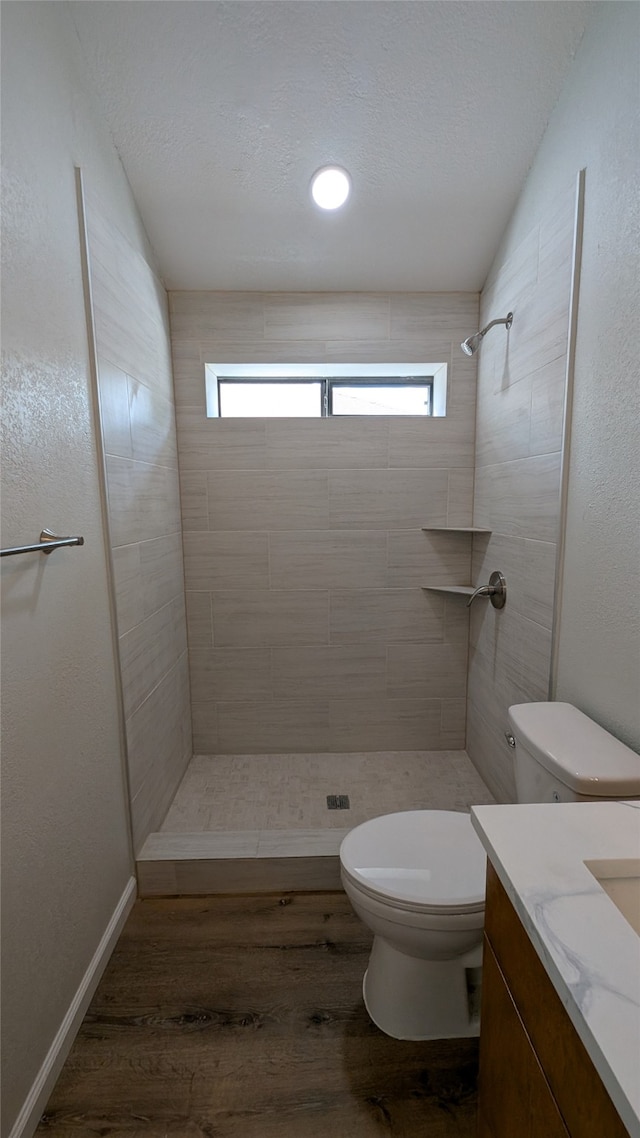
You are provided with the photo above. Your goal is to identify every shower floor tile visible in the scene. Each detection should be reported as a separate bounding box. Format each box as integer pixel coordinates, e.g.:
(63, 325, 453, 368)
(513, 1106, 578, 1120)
(160, 750, 495, 833)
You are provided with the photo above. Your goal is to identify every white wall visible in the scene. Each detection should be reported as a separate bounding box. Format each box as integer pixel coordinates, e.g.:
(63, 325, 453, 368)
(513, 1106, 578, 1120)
(479, 2, 640, 752)
(0, 4, 162, 1133)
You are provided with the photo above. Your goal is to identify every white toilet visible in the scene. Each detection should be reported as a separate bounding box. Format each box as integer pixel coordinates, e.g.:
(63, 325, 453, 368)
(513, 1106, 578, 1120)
(339, 701, 640, 1041)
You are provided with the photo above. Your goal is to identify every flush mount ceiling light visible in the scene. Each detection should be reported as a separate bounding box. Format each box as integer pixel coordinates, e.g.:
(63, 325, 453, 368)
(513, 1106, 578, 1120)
(310, 166, 351, 210)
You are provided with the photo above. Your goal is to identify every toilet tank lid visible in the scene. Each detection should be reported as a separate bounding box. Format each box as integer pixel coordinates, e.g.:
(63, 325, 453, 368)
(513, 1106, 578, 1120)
(508, 702, 640, 796)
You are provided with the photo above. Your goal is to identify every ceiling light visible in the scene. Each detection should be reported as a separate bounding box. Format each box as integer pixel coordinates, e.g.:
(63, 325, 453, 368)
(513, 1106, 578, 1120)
(310, 166, 351, 211)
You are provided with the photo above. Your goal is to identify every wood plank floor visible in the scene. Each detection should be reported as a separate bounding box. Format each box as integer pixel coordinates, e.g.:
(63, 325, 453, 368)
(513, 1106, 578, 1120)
(36, 893, 478, 1137)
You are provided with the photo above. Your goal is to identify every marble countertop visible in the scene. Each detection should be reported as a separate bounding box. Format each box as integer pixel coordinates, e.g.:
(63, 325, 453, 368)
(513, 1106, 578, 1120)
(471, 800, 640, 1138)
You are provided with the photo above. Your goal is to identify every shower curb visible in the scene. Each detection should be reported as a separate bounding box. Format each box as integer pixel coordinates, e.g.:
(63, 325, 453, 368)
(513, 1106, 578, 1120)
(136, 828, 350, 896)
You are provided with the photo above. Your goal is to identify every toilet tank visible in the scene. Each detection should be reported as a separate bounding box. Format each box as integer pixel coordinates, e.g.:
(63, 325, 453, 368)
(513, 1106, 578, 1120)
(508, 702, 640, 803)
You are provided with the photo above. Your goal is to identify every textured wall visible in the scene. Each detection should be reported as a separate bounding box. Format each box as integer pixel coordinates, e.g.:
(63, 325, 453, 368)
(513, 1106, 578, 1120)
(466, 183, 576, 801)
(84, 192, 192, 853)
(0, 5, 138, 1134)
(549, 5, 639, 748)
(169, 291, 478, 753)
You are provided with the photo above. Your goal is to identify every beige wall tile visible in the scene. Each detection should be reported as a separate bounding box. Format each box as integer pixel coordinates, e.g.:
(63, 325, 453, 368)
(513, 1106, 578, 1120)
(329, 697, 444, 750)
(330, 589, 443, 644)
(444, 597, 471, 645)
(389, 293, 479, 340)
(169, 291, 265, 340)
(88, 196, 191, 856)
(440, 698, 467, 745)
(475, 375, 532, 467)
(170, 340, 206, 409)
(177, 412, 267, 470)
(386, 643, 467, 699)
(212, 589, 329, 647)
(160, 855, 343, 895)
(446, 468, 475, 526)
(387, 417, 474, 469)
(208, 469, 329, 531)
(128, 378, 178, 468)
(329, 468, 448, 529)
(180, 470, 209, 531)
(272, 645, 387, 700)
(189, 648, 272, 703)
(136, 860, 178, 896)
(265, 417, 388, 469)
(127, 654, 191, 850)
(105, 456, 139, 548)
(466, 700, 516, 803)
(88, 210, 173, 398)
(134, 460, 182, 543)
(111, 543, 143, 636)
(126, 653, 190, 804)
(466, 183, 573, 799)
(471, 533, 557, 630)
(482, 225, 540, 314)
(97, 359, 132, 458)
(185, 591, 213, 648)
(197, 337, 329, 363)
(446, 358, 478, 419)
(263, 293, 390, 340)
(469, 608, 552, 703)
(321, 338, 453, 363)
(191, 700, 218, 753)
(119, 596, 188, 718)
(529, 355, 567, 457)
(166, 290, 492, 751)
(183, 531, 269, 591)
(386, 530, 471, 588)
(217, 700, 331, 752)
(269, 530, 388, 590)
(474, 453, 562, 541)
(139, 532, 184, 618)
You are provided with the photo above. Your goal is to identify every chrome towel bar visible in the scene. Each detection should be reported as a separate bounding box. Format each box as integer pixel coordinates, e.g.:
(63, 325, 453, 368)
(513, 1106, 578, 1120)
(0, 529, 85, 558)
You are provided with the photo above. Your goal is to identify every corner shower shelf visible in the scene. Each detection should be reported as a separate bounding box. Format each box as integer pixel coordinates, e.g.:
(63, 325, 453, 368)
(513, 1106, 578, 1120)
(421, 528, 492, 598)
(422, 585, 475, 597)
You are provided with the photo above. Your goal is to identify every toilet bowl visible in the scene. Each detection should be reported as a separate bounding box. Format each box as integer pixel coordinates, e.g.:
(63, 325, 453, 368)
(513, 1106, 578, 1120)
(340, 810, 486, 1040)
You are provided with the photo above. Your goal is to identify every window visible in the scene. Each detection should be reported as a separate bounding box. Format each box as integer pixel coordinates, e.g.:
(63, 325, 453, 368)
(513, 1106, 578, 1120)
(205, 363, 447, 418)
(216, 377, 432, 418)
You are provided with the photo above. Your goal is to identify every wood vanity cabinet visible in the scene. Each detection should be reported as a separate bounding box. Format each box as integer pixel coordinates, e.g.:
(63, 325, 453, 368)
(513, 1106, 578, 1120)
(477, 863, 630, 1138)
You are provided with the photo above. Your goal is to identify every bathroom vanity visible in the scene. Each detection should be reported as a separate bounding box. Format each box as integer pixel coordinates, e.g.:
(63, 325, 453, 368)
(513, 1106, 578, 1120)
(471, 802, 640, 1138)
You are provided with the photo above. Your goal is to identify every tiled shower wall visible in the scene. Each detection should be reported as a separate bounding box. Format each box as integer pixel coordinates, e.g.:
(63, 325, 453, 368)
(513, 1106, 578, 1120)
(85, 189, 192, 851)
(466, 179, 577, 801)
(169, 292, 479, 753)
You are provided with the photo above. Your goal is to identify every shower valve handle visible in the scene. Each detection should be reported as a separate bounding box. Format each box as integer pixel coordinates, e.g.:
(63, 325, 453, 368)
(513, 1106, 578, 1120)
(466, 571, 507, 610)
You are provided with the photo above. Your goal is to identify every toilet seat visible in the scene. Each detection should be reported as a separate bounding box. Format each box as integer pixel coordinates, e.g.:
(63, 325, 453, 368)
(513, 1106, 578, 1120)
(340, 810, 486, 915)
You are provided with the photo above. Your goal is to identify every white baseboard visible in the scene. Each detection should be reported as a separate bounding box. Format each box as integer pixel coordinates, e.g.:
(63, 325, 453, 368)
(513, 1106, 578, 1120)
(8, 875, 137, 1138)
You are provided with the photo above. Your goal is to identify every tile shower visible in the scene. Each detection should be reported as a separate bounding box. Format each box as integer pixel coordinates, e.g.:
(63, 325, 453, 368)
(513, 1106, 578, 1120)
(85, 192, 575, 860)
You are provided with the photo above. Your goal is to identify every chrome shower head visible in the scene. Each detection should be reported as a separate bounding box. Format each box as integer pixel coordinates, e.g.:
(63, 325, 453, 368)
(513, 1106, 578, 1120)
(461, 312, 513, 356)
(461, 331, 483, 356)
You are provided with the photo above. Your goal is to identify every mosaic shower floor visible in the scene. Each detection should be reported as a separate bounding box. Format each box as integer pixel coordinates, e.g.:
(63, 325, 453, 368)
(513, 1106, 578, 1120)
(160, 750, 495, 832)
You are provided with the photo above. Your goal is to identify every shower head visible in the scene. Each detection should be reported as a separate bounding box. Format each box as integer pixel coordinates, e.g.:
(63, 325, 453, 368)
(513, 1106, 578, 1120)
(461, 312, 513, 356)
(461, 331, 483, 356)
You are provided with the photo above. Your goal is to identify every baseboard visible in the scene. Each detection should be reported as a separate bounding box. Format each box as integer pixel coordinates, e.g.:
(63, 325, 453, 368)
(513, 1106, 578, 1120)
(8, 875, 137, 1138)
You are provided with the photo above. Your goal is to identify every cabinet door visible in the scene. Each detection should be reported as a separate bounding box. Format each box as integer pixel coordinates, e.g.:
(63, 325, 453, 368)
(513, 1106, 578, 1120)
(477, 938, 570, 1138)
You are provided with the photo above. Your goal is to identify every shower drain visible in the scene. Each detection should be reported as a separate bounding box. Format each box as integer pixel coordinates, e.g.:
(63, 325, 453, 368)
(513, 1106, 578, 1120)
(327, 794, 350, 810)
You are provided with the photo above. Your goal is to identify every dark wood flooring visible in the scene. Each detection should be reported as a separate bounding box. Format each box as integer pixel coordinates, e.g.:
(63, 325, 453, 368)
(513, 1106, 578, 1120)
(36, 892, 478, 1137)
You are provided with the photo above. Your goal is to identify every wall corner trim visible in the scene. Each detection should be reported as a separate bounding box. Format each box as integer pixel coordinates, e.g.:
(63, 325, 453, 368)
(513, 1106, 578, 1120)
(7, 876, 137, 1138)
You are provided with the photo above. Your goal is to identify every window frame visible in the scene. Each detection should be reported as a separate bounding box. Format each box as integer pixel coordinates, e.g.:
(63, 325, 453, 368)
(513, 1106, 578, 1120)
(216, 375, 434, 418)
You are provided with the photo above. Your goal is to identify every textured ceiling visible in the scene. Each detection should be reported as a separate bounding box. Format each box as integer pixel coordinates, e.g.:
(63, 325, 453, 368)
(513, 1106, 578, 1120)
(69, 1, 590, 291)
